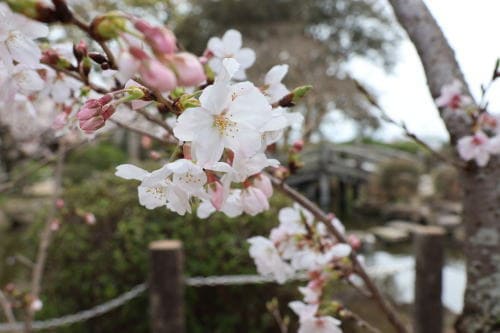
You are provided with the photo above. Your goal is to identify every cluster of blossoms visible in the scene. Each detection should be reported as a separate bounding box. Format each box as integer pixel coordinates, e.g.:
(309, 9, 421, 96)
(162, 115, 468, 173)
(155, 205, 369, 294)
(112, 26, 302, 218)
(436, 80, 500, 166)
(2, 2, 347, 330)
(248, 204, 351, 333)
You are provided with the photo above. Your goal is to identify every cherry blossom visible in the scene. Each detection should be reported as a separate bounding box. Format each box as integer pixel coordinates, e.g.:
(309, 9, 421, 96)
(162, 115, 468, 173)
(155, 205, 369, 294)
(173, 59, 273, 164)
(457, 131, 500, 167)
(247, 236, 294, 283)
(289, 301, 343, 333)
(206, 29, 256, 80)
(0, 3, 48, 69)
(435, 80, 472, 110)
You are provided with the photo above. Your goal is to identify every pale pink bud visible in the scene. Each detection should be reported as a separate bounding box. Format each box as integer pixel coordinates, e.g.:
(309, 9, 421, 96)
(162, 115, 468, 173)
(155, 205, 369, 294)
(30, 298, 43, 312)
(55, 198, 65, 209)
(84, 212, 96, 225)
(77, 94, 115, 133)
(139, 59, 177, 92)
(52, 113, 68, 130)
(292, 139, 304, 152)
(141, 135, 153, 149)
(348, 234, 362, 251)
(253, 174, 273, 198)
(134, 20, 177, 54)
(149, 151, 161, 160)
(50, 219, 60, 231)
(210, 181, 225, 210)
(170, 52, 206, 87)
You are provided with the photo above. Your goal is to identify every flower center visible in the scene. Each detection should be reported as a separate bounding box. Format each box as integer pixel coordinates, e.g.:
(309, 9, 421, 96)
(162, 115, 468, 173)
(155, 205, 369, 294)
(214, 114, 238, 137)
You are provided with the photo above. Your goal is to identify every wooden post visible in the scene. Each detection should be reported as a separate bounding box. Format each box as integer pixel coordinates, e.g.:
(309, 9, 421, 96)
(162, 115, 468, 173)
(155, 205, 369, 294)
(149, 240, 184, 333)
(413, 226, 445, 333)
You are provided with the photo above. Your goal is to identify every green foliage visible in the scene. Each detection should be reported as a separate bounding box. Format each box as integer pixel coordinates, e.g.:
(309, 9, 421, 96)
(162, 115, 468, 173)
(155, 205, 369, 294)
(373, 159, 421, 203)
(432, 165, 462, 201)
(64, 142, 127, 183)
(35, 170, 297, 333)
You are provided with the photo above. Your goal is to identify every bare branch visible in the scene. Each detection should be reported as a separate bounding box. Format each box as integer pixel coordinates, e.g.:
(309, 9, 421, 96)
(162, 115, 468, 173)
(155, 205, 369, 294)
(354, 79, 466, 168)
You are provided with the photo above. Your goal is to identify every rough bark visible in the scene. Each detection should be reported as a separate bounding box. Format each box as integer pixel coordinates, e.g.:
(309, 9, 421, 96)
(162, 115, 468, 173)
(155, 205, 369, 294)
(387, 0, 500, 332)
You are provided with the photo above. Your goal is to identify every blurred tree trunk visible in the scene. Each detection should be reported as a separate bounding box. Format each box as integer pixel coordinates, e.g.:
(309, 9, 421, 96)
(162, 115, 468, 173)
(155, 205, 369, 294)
(387, 0, 500, 331)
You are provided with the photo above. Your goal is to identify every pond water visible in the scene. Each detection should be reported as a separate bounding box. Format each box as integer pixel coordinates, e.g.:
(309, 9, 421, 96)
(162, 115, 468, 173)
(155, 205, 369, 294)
(364, 249, 466, 314)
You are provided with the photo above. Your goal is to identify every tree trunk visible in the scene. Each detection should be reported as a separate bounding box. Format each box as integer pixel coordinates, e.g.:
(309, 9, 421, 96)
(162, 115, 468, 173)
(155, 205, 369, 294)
(387, 0, 500, 331)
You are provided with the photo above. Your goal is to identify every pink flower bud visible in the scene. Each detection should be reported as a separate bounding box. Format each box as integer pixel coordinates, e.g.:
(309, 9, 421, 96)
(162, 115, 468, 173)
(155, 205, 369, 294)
(141, 135, 153, 149)
(170, 53, 206, 87)
(149, 151, 161, 160)
(134, 20, 177, 55)
(348, 234, 362, 251)
(84, 212, 96, 225)
(77, 94, 115, 133)
(55, 198, 65, 209)
(210, 181, 225, 211)
(52, 113, 68, 130)
(292, 139, 304, 152)
(253, 174, 273, 198)
(50, 218, 60, 231)
(139, 59, 177, 92)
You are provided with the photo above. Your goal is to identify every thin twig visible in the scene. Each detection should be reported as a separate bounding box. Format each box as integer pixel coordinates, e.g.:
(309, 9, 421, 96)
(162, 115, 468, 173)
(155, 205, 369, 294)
(268, 175, 409, 333)
(0, 290, 16, 325)
(109, 118, 172, 144)
(354, 79, 466, 169)
(341, 308, 382, 333)
(269, 307, 288, 333)
(134, 109, 175, 138)
(25, 144, 67, 333)
(42, 62, 109, 94)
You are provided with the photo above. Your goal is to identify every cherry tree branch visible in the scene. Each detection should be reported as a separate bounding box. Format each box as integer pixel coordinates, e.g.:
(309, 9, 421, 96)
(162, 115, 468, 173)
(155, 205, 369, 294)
(109, 118, 172, 144)
(25, 143, 66, 332)
(268, 175, 409, 333)
(0, 290, 16, 326)
(354, 79, 466, 169)
(386, 0, 476, 143)
(341, 308, 382, 333)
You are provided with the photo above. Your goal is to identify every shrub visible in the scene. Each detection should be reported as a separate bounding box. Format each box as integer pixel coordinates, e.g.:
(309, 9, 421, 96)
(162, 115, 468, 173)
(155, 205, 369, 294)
(36, 170, 297, 333)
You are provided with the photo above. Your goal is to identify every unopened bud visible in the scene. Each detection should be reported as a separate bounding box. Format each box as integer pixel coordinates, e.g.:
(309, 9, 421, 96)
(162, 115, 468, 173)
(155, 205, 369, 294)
(73, 40, 88, 62)
(90, 12, 127, 41)
(88, 52, 108, 64)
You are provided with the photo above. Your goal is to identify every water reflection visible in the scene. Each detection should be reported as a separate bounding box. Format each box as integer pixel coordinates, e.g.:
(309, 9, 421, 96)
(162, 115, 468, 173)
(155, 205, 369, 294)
(365, 250, 465, 313)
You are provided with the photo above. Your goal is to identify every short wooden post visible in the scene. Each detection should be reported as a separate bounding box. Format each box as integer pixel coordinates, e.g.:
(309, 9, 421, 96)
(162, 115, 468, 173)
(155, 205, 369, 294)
(149, 240, 184, 333)
(413, 226, 445, 333)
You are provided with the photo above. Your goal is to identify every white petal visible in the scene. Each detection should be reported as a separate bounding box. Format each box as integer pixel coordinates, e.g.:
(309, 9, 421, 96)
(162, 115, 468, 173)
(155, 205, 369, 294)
(138, 184, 167, 209)
(222, 29, 242, 55)
(6, 32, 41, 67)
(265, 64, 288, 85)
(192, 126, 225, 165)
(199, 82, 231, 114)
(115, 164, 149, 181)
(173, 107, 213, 141)
(234, 48, 255, 69)
(207, 37, 224, 57)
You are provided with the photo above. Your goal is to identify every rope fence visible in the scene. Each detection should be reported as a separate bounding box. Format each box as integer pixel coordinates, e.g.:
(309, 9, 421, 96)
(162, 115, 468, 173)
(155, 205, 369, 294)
(0, 263, 414, 332)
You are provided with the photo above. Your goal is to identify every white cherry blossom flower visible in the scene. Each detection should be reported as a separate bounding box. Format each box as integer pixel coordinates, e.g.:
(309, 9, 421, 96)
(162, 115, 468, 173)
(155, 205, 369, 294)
(0, 4, 48, 69)
(241, 186, 270, 216)
(435, 80, 472, 110)
(289, 301, 343, 333)
(206, 29, 255, 80)
(457, 131, 500, 167)
(248, 236, 294, 283)
(174, 59, 273, 164)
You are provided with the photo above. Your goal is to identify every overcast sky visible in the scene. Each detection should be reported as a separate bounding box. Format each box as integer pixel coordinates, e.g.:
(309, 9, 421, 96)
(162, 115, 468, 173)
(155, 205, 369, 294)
(333, 0, 500, 144)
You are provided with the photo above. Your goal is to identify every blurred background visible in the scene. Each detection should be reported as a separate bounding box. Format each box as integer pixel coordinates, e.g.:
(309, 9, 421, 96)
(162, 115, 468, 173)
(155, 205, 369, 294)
(3, 0, 497, 331)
